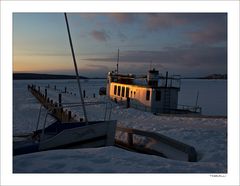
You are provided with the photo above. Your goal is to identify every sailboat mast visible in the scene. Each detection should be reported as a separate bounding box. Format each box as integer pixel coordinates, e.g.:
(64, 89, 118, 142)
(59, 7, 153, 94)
(64, 13, 88, 124)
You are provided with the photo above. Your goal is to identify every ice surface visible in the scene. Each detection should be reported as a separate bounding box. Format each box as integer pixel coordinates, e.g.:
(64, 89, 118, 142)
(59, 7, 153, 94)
(13, 79, 227, 173)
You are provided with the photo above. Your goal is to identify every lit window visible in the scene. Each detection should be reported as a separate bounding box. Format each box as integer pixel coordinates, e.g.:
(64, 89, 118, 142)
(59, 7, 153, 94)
(117, 86, 121, 96)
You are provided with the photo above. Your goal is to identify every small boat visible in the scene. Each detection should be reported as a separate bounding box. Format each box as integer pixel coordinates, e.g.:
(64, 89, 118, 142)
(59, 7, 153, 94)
(13, 13, 117, 156)
(14, 120, 116, 156)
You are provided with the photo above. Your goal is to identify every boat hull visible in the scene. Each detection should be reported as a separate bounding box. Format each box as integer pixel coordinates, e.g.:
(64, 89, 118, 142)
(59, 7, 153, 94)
(13, 120, 117, 156)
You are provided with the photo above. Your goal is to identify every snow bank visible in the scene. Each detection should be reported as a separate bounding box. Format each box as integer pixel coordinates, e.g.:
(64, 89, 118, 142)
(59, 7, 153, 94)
(13, 146, 226, 173)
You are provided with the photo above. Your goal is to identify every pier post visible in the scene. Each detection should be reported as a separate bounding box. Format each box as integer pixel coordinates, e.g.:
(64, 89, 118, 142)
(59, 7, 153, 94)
(127, 97, 130, 108)
(45, 89, 47, 99)
(59, 93, 62, 107)
(83, 90, 86, 98)
(68, 111, 72, 121)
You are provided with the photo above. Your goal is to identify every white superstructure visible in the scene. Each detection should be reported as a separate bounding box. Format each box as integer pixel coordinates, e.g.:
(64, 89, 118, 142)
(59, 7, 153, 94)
(107, 69, 184, 114)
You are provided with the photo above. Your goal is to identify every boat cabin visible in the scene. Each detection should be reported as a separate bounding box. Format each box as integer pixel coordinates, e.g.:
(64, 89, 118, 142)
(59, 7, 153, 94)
(107, 69, 181, 114)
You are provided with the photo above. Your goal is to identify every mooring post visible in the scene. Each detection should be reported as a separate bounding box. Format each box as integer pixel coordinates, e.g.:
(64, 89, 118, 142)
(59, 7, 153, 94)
(38, 86, 40, 93)
(59, 93, 62, 107)
(93, 93, 95, 98)
(83, 90, 86, 98)
(68, 111, 72, 121)
(60, 108, 63, 121)
(54, 85, 56, 90)
(45, 89, 47, 99)
(64, 87, 67, 93)
(127, 97, 130, 108)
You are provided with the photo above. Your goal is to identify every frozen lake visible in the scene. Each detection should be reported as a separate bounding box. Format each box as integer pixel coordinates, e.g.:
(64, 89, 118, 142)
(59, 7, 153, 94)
(14, 78, 227, 116)
(12, 79, 227, 173)
(178, 79, 227, 116)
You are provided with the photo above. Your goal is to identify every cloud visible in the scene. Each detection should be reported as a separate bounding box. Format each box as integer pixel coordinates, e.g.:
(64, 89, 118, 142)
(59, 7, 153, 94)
(187, 22, 227, 45)
(81, 13, 227, 46)
(90, 30, 110, 42)
(118, 31, 127, 42)
(145, 14, 188, 30)
(144, 13, 227, 39)
(82, 45, 227, 76)
(108, 13, 135, 24)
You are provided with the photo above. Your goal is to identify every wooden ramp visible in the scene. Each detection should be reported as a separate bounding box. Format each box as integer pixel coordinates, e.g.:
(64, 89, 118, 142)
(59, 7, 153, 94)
(115, 126, 197, 162)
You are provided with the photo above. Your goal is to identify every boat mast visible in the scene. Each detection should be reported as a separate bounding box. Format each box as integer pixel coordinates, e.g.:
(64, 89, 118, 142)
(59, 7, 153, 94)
(117, 48, 119, 74)
(64, 13, 88, 124)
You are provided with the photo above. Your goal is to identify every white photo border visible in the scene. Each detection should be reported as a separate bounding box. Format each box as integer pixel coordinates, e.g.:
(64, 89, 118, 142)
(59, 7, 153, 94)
(1, 1, 239, 186)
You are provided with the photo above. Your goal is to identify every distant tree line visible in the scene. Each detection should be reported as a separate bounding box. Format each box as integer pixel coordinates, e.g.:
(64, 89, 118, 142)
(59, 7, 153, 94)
(13, 73, 88, 80)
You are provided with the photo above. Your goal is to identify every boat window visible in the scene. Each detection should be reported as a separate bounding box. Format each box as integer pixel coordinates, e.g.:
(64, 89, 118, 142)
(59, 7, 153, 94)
(114, 85, 117, 95)
(156, 90, 161, 101)
(117, 86, 121, 96)
(146, 90, 150, 101)
(126, 87, 129, 98)
(122, 87, 125, 97)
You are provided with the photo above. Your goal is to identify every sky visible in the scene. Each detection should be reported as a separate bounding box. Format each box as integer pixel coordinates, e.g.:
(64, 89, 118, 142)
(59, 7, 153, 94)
(13, 13, 227, 78)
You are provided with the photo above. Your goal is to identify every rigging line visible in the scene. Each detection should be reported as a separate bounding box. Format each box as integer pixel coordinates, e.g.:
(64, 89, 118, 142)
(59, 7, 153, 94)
(64, 13, 88, 124)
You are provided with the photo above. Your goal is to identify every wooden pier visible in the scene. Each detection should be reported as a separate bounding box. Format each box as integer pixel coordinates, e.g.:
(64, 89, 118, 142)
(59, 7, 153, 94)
(28, 84, 77, 122)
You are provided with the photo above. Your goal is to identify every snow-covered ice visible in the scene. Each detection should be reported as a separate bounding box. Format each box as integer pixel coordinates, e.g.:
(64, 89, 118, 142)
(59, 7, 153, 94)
(13, 80, 227, 173)
(13, 146, 226, 173)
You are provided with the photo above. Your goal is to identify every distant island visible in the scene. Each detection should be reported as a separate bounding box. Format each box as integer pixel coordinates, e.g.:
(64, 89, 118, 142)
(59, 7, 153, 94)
(182, 74, 227, 80)
(200, 74, 227, 79)
(13, 73, 88, 80)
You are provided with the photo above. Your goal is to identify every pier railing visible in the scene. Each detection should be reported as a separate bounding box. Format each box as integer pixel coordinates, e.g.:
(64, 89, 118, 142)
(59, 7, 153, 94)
(118, 98, 201, 114)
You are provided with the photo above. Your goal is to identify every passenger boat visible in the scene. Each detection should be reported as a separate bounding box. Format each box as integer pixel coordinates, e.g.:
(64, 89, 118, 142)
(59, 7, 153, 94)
(107, 68, 201, 114)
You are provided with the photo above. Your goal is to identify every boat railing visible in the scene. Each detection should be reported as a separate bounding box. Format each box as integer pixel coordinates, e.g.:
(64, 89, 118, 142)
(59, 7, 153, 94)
(118, 98, 201, 114)
(35, 100, 113, 140)
(177, 104, 202, 114)
(159, 75, 181, 89)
